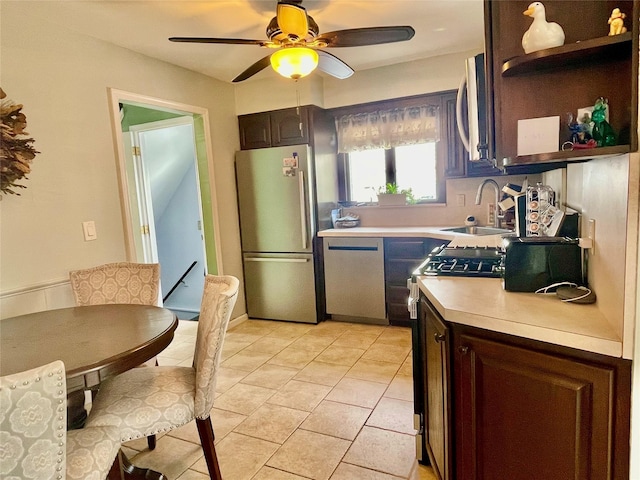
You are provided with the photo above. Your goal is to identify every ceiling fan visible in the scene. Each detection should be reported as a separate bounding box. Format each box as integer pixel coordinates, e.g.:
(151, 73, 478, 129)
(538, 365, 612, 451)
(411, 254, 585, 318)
(169, 0, 415, 82)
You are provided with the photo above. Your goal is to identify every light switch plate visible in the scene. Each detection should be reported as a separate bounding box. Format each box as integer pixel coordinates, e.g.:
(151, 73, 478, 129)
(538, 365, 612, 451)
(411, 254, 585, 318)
(517, 116, 560, 156)
(82, 221, 97, 241)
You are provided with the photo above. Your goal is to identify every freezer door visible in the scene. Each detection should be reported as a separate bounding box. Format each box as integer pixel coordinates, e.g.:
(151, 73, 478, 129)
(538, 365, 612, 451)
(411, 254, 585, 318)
(236, 146, 315, 253)
(243, 253, 318, 323)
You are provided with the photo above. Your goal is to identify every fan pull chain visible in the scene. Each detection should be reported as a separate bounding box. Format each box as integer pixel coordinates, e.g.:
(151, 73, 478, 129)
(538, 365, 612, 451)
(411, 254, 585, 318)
(296, 86, 302, 133)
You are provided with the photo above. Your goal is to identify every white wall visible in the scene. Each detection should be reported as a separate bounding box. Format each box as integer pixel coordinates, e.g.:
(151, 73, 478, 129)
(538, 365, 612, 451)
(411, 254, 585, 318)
(0, 3, 244, 318)
(235, 49, 480, 114)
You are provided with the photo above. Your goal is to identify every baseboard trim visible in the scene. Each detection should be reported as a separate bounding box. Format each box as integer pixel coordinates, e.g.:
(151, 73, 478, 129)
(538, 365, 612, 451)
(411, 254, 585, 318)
(228, 313, 249, 330)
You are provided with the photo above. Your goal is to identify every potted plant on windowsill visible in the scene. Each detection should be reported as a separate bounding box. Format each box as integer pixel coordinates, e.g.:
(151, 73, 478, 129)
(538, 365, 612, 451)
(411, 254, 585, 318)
(376, 183, 414, 206)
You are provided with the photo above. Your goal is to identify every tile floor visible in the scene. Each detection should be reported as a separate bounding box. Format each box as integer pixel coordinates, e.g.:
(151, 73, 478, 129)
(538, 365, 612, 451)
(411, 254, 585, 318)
(116, 318, 437, 480)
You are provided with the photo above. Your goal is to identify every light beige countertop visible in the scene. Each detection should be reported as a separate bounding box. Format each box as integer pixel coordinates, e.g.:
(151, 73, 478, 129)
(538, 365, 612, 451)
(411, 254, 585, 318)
(417, 276, 622, 357)
(319, 226, 454, 239)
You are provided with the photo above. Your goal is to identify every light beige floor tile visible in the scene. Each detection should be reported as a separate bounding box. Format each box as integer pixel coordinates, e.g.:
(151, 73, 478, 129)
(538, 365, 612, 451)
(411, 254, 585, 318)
(177, 356, 195, 367)
(215, 367, 249, 393)
(210, 408, 247, 443)
(293, 361, 349, 387)
(234, 403, 309, 444)
(288, 333, 335, 352)
(175, 320, 199, 335)
(315, 345, 365, 366)
(129, 435, 203, 479)
(268, 346, 319, 369)
(252, 466, 310, 479)
(397, 355, 413, 377)
(192, 432, 279, 480)
(267, 430, 350, 480)
(343, 426, 416, 478)
(299, 400, 371, 440)
(383, 375, 414, 402)
(345, 324, 386, 335)
(366, 397, 416, 435)
(221, 340, 253, 361)
(222, 350, 274, 372)
(326, 377, 387, 409)
(243, 336, 295, 355)
(375, 328, 412, 347)
(176, 469, 210, 480)
(267, 323, 314, 340)
(332, 332, 380, 350)
(158, 341, 194, 362)
(213, 383, 276, 415)
(225, 331, 266, 344)
(346, 358, 401, 384)
(230, 320, 279, 336)
(409, 463, 438, 480)
(305, 321, 353, 338)
(362, 342, 411, 363)
(166, 419, 200, 444)
(330, 463, 403, 480)
(267, 380, 331, 412)
(122, 432, 167, 453)
(241, 364, 300, 390)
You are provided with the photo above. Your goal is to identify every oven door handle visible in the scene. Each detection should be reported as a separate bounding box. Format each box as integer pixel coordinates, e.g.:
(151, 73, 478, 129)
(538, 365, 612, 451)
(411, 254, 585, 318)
(407, 278, 419, 320)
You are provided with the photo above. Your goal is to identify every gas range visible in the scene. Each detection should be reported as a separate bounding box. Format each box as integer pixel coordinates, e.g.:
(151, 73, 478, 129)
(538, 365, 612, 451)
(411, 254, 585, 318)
(413, 244, 504, 278)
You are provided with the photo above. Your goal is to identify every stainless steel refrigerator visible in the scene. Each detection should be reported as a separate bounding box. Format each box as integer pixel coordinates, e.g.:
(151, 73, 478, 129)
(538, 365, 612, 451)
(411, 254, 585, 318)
(235, 145, 337, 323)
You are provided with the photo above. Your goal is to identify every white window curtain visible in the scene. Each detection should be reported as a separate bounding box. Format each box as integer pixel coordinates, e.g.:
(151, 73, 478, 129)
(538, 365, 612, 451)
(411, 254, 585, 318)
(336, 105, 439, 153)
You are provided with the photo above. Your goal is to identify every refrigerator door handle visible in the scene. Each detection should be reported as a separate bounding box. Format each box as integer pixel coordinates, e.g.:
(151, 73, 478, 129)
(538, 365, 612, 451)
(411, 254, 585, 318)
(299, 171, 308, 250)
(245, 257, 310, 263)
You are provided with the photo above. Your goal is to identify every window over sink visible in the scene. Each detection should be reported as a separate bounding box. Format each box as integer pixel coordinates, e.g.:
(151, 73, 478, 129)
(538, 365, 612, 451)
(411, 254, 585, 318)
(347, 143, 438, 203)
(330, 91, 462, 205)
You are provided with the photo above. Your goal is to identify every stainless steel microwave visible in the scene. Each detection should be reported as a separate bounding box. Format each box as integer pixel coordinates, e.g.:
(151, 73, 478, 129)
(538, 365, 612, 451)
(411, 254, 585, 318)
(503, 237, 583, 292)
(456, 53, 489, 162)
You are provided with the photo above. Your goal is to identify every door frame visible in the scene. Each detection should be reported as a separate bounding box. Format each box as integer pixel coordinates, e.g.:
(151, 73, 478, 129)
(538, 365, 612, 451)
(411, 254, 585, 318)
(107, 88, 224, 274)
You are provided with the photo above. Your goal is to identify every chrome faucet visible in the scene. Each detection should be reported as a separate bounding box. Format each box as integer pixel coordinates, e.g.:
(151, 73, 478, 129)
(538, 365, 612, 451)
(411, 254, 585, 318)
(475, 179, 504, 228)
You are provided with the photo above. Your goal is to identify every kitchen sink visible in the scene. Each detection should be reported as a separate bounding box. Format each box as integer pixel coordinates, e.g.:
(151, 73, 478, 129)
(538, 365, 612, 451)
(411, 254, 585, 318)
(440, 226, 514, 236)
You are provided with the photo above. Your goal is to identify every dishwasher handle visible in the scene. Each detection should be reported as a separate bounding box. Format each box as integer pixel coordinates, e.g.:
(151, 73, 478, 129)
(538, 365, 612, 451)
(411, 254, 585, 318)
(327, 245, 379, 251)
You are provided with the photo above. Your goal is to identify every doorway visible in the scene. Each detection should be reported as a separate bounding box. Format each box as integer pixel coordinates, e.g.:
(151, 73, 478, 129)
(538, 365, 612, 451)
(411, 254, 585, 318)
(108, 88, 224, 319)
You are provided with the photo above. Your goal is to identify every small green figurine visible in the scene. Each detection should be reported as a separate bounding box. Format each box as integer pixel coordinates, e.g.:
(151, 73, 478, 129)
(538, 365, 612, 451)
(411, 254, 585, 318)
(591, 97, 616, 147)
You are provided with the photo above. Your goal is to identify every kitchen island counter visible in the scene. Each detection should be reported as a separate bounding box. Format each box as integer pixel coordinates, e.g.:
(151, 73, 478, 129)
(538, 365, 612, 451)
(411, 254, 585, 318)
(417, 276, 622, 357)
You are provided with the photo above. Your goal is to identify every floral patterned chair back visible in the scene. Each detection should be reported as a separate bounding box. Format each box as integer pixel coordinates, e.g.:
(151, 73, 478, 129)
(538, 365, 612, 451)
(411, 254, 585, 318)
(69, 262, 160, 306)
(0, 361, 122, 480)
(0, 360, 67, 479)
(193, 274, 240, 418)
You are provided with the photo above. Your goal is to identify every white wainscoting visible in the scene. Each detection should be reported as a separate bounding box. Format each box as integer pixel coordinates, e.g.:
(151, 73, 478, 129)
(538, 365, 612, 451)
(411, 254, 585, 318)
(0, 280, 76, 319)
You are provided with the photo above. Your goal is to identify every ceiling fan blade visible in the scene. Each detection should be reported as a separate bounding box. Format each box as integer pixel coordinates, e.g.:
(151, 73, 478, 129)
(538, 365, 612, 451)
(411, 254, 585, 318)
(317, 50, 354, 79)
(232, 55, 273, 83)
(276, 2, 308, 39)
(169, 37, 266, 46)
(317, 26, 415, 47)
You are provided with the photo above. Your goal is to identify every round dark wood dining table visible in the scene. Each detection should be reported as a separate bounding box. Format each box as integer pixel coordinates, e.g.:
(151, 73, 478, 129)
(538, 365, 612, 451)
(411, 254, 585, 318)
(0, 304, 178, 390)
(1, 304, 178, 480)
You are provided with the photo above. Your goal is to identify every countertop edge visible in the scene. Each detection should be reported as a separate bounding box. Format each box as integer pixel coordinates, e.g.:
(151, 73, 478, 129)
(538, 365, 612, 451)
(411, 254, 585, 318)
(418, 277, 623, 358)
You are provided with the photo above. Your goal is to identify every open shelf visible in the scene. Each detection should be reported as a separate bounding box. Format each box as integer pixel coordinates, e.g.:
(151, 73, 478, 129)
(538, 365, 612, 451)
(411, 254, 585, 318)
(502, 145, 630, 168)
(502, 32, 633, 77)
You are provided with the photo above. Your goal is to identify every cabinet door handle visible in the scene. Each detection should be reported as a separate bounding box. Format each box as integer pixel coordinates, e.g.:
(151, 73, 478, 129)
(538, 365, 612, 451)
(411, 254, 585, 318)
(434, 333, 446, 343)
(458, 346, 469, 355)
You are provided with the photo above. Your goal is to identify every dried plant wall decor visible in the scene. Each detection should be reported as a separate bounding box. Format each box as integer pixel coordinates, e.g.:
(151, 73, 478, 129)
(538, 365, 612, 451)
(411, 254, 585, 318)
(1, 88, 40, 196)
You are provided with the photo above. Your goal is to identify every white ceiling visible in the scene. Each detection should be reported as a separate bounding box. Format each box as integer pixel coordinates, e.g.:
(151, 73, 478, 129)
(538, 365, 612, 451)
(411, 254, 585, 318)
(16, 0, 485, 83)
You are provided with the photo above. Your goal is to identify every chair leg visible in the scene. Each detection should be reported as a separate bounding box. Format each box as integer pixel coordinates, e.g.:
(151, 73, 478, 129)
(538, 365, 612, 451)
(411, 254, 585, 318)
(147, 434, 156, 450)
(196, 417, 222, 480)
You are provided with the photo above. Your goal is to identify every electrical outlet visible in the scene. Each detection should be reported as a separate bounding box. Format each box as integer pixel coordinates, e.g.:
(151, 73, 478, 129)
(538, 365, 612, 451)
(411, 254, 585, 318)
(588, 219, 596, 256)
(488, 203, 495, 225)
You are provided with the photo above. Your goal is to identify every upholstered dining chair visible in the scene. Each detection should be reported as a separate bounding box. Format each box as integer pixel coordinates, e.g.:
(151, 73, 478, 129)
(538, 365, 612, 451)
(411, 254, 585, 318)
(68, 261, 162, 448)
(85, 274, 239, 480)
(0, 360, 121, 480)
(69, 262, 160, 307)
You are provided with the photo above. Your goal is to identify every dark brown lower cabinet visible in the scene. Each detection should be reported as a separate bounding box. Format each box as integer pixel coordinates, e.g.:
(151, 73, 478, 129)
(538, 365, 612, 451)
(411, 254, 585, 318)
(417, 294, 632, 480)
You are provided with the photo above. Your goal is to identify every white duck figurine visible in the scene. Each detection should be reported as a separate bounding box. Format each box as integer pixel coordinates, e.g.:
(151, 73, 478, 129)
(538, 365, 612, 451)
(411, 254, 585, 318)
(521, 2, 565, 54)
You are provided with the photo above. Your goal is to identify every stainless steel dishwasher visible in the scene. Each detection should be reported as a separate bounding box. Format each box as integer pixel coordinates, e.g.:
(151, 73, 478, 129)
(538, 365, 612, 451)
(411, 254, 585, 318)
(323, 237, 387, 324)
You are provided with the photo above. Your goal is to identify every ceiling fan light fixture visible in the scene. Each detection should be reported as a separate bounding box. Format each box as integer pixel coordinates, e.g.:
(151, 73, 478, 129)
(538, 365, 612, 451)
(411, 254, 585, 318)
(270, 47, 318, 80)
